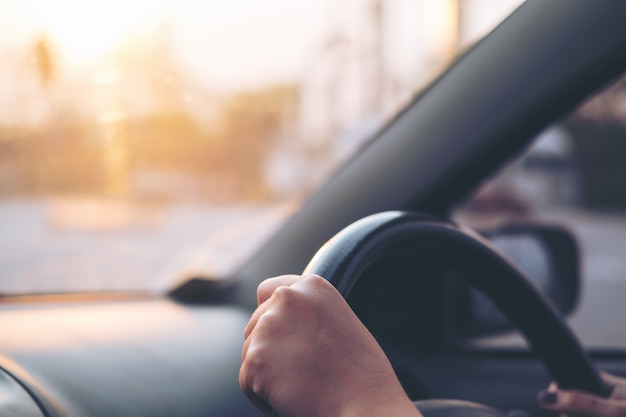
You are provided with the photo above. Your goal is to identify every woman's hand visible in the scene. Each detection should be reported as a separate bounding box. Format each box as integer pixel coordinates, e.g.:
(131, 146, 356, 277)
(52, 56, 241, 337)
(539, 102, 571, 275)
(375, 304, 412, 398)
(239, 274, 422, 417)
(538, 372, 626, 417)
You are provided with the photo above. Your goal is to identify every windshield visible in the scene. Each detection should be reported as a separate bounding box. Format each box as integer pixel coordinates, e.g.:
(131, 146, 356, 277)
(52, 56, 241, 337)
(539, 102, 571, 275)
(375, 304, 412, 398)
(0, 0, 524, 295)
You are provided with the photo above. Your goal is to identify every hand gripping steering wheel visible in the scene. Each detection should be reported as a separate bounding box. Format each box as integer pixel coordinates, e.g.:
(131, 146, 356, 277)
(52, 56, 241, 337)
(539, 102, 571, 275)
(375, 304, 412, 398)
(301, 211, 608, 417)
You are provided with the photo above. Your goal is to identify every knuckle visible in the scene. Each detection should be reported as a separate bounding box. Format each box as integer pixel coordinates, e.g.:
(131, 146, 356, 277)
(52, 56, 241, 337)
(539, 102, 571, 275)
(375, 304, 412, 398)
(305, 274, 330, 287)
(254, 312, 276, 333)
(302, 274, 336, 298)
(271, 285, 301, 306)
(241, 345, 272, 398)
(272, 284, 293, 298)
(243, 343, 269, 374)
(254, 310, 291, 339)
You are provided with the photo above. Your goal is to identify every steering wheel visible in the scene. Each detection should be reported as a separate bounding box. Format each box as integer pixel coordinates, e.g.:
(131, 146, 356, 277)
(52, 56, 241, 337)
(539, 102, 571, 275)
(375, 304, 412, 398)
(302, 211, 608, 416)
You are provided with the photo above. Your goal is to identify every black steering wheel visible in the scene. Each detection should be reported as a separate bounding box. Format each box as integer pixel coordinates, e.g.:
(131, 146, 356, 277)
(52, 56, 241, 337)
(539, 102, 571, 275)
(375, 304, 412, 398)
(302, 211, 608, 416)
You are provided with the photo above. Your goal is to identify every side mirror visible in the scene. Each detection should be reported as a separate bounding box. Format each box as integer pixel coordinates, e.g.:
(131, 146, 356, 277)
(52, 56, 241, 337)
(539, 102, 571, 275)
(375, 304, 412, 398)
(456, 222, 580, 338)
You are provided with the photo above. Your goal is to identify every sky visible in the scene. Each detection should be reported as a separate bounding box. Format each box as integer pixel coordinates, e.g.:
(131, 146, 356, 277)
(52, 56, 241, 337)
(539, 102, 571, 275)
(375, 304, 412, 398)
(0, 0, 524, 127)
(0, 0, 331, 90)
(0, 0, 523, 91)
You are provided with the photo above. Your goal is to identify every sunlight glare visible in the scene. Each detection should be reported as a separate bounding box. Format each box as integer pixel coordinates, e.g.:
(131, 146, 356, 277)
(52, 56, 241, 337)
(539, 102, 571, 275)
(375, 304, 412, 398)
(29, 0, 165, 64)
(422, 0, 459, 59)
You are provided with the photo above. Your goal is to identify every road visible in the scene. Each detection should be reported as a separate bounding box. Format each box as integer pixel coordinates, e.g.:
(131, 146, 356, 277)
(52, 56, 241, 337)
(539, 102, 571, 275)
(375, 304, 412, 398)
(0, 198, 290, 294)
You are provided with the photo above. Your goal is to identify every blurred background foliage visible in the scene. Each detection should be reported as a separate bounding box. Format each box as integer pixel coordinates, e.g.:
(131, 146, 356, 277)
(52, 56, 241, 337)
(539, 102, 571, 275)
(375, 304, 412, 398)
(0, 32, 298, 202)
(2, 0, 626, 211)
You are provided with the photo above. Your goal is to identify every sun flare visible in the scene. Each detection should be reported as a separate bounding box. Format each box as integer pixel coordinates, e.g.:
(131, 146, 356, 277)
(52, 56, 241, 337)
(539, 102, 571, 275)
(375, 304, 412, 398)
(29, 0, 165, 64)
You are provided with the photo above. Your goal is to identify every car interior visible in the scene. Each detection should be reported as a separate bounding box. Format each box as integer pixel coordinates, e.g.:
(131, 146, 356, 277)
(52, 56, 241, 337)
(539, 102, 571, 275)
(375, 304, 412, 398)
(1, 1, 626, 417)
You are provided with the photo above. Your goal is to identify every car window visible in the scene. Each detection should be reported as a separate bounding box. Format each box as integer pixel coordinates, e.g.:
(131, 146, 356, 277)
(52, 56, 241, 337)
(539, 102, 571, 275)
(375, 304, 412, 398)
(454, 73, 626, 351)
(0, 0, 524, 295)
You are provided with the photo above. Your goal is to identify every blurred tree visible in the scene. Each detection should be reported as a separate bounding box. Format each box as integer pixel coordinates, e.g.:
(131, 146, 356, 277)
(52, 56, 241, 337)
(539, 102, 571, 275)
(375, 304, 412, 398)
(128, 112, 210, 172)
(213, 85, 298, 199)
(126, 83, 296, 203)
(33, 36, 56, 87)
(0, 123, 103, 197)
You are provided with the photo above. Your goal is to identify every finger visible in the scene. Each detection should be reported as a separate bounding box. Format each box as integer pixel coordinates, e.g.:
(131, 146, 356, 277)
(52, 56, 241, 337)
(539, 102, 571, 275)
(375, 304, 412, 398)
(600, 372, 626, 400)
(538, 389, 626, 417)
(243, 298, 272, 342)
(245, 277, 307, 342)
(238, 359, 273, 416)
(241, 327, 253, 361)
(600, 372, 622, 387)
(244, 275, 332, 360)
(256, 275, 302, 305)
(611, 384, 626, 401)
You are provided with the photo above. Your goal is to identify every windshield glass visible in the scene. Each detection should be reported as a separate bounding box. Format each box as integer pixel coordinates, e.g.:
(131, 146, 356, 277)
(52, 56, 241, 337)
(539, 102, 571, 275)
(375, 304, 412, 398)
(0, 0, 524, 295)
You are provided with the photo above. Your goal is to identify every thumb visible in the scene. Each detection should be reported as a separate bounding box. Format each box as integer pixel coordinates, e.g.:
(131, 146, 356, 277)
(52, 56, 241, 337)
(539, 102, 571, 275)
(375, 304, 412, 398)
(538, 389, 626, 417)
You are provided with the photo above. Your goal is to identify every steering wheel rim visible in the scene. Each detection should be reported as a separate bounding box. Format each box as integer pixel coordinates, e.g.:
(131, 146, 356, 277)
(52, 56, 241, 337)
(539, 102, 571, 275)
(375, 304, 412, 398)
(302, 211, 608, 397)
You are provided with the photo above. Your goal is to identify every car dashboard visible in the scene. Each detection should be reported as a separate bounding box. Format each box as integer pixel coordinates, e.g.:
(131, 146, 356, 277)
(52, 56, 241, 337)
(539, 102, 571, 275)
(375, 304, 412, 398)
(0, 297, 258, 417)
